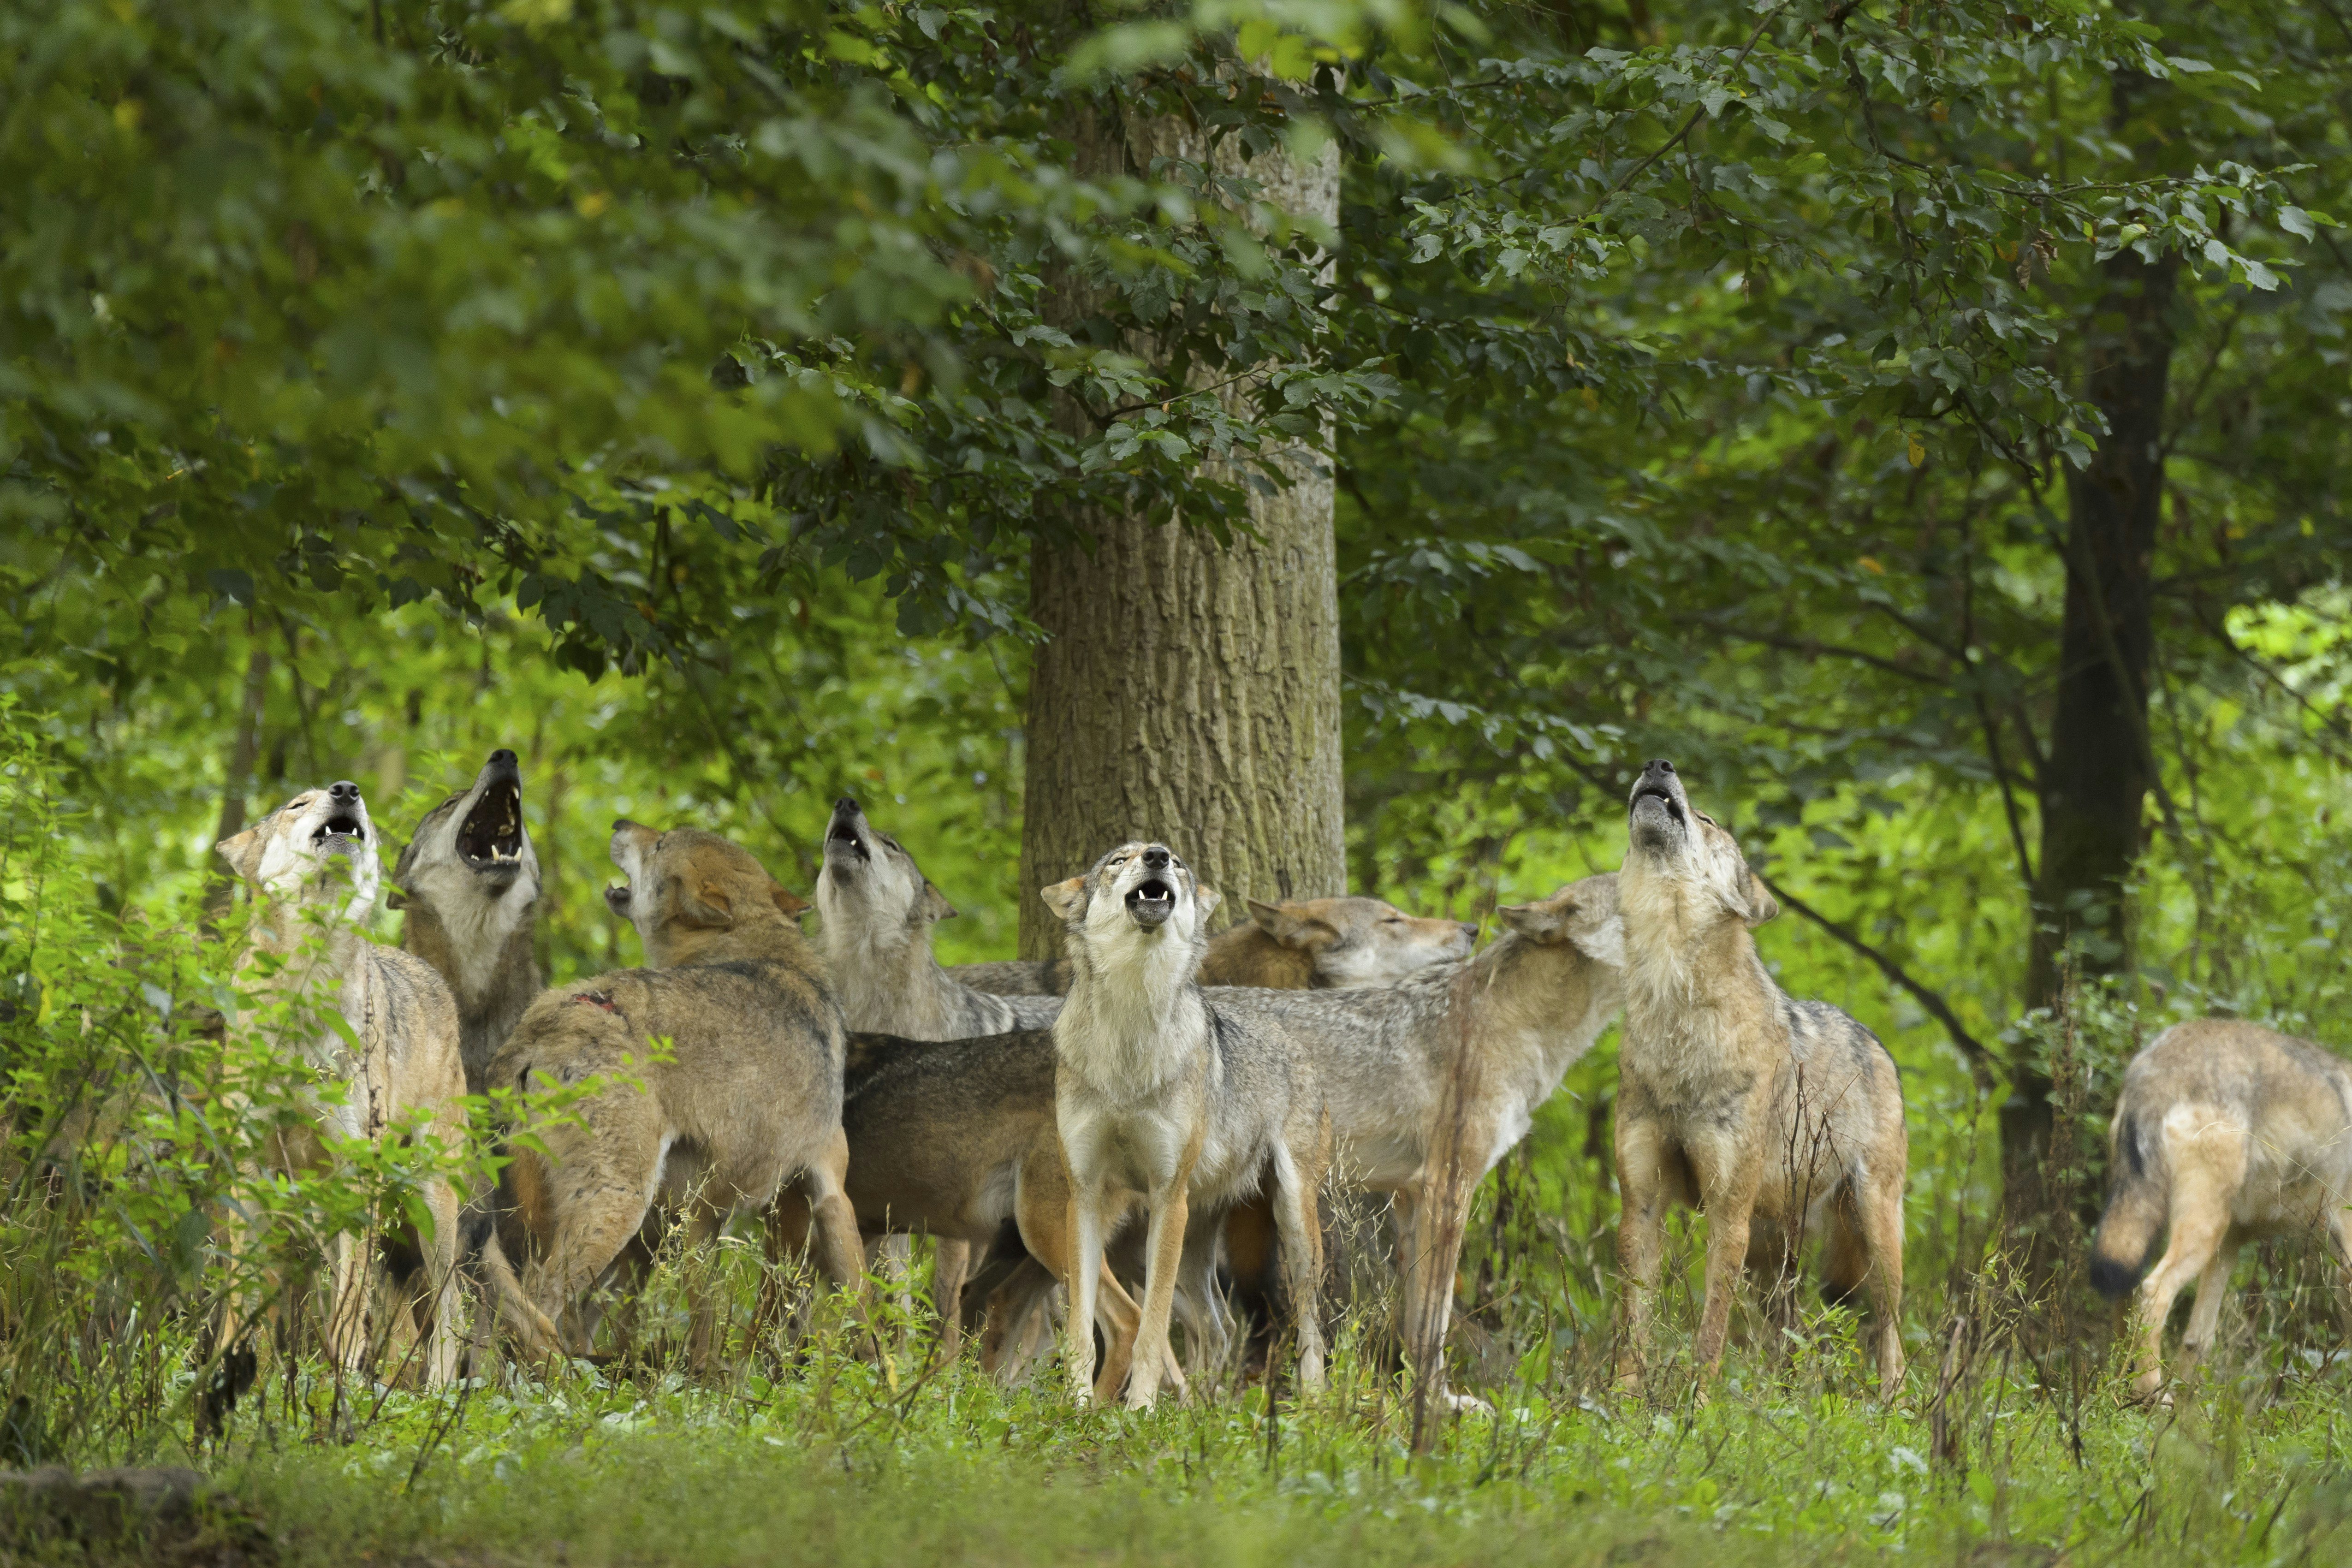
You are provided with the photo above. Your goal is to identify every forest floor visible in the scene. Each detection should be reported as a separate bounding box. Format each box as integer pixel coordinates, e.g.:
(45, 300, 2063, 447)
(181, 1329, 2352, 1568)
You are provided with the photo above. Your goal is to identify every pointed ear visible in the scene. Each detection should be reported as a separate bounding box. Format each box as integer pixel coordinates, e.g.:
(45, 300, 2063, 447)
(1040, 876, 1087, 922)
(1571, 913, 1626, 968)
(385, 889, 410, 912)
(675, 880, 736, 930)
(1248, 898, 1333, 951)
(1194, 884, 1222, 922)
(919, 881, 959, 922)
(1738, 873, 1780, 929)
(1497, 899, 1568, 943)
(215, 829, 262, 882)
(771, 882, 809, 919)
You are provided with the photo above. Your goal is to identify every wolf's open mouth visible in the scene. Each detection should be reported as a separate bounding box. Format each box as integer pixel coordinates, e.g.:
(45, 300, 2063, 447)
(1631, 785, 1685, 825)
(827, 819, 869, 861)
(1126, 878, 1176, 926)
(312, 812, 365, 850)
(459, 778, 526, 870)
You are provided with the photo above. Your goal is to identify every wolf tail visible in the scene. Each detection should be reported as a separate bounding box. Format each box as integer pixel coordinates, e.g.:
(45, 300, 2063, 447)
(2088, 1107, 2165, 1300)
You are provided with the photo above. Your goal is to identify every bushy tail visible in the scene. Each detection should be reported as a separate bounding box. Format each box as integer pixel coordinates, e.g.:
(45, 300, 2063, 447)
(2088, 1110, 2164, 1300)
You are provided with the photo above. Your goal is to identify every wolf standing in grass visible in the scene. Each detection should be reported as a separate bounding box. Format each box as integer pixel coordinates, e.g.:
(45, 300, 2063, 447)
(1613, 760, 1907, 1396)
(1046, 841, 1330, 1408)
(393, 748, 541, 1094)
(2090, 1018, 2352, 1402)
(215, 781, 469, 1387)
(480, 822, 865, 1366)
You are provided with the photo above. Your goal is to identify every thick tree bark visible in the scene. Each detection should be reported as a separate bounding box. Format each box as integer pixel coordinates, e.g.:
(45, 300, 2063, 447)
(1016, 108, 1347, 959)
(2001, 223, 2181, 1250)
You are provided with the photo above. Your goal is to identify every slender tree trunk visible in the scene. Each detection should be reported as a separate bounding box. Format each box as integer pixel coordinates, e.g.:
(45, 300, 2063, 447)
(201, 644, 272, 928)
(1016, 107, 1346, 958)
(2002, 111, 2181, 1248)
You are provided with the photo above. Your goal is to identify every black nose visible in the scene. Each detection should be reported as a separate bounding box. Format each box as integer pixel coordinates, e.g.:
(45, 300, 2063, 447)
(835, 796, 859, 815)
(490, 748, 517, 767)
(1642, 759, 1675, 779)
(329, 781, 361, 803)
(1141, 846, 1170, 870)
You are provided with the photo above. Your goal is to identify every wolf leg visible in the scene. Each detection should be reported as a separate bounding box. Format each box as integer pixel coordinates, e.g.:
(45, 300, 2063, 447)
(800, 1127, 868, 1295)
(1691, 1158, 1762, 1388)
(1269, 1146, 1327, 1394)
(1612, 1114, 1673, 1395)
(2176, 1230, 2241, 1385)
(932, 1239, 971, 1362)
(1064, 1185, 1105, 1402)
(1124, 1181, 1192, 1410)
(420, 1176, 466, 1388)
(1851, 1161, 1908, 1396)
(326, 1229, 372, 1375)
(2127, 1182, 2229, 1402)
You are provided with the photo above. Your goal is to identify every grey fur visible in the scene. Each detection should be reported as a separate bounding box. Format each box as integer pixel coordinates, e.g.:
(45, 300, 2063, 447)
(394, 749, 541, 1094)
(817, 797, 1060, 1038)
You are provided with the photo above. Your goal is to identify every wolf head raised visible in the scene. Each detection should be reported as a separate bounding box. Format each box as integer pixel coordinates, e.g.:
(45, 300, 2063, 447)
(1239, 896, 1478, 988)
(817, 796, 956, 946)
(394, 749, 540, 939)
(1044, 841, 1218, 945)
(216, 781, 381, 928)
(1622, 759, 1777, 929)
(606, 820, 810, 968)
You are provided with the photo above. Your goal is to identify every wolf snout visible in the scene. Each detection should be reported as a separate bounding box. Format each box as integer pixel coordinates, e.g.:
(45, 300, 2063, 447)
(1628, 759, 1686, 825)
(313, 783, 368, 851)
(330, 780, 362, 804)
(826, 797, 870, 859)
(1125, 844, 1179, 927)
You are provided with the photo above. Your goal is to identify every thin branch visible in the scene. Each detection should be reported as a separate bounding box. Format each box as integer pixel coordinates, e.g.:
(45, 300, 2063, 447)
(1604, 5, 1788, 201)
(1752, 870, 1999, 1090)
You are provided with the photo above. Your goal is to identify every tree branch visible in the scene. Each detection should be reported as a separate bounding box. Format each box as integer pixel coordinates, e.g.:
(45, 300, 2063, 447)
(1751, 869, 2000, 1091)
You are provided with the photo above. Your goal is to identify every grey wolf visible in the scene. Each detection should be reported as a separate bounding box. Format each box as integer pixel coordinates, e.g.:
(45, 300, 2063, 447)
(392, 748, 541, 1094)
(215, 780, 469, 1386)
(1613, 759, 1907, 1396)
(1047, 842, 1329, 1407)
(814, 795, 1061, 1340)
(2090, 1017, 2352, 1401)
(1211, 873, 1624, 1410)
(949, 894, 1475, 996)
(478, 823, 864, 1366)
(816, 796, 1061, 1041)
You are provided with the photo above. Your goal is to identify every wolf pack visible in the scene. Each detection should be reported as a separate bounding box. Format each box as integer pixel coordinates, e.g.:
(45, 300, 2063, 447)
(202, 748, 2352, 1412)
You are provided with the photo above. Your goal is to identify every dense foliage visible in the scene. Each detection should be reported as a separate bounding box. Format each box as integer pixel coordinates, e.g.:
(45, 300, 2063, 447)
(4, 0, 2352, 1558)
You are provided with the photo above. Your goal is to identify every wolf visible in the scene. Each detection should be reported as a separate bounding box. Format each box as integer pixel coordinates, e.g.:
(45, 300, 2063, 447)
(476, 822, 865, 1366)
(1204, 873, 1624, 1410)
(392, 749, 541, 1095)
(816, 797, 1061, 1040)
(2089, 1018, 2352, 1401)
(948, 894, 1474, 997)
(214, 780, 469, 1387)
(1047, 841, 1330, 1407)
(1611, 759, 1907, 1396)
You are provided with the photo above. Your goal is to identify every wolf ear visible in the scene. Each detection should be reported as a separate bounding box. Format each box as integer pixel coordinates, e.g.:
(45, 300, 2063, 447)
(214, 829, 263, 882)
(771, 882, 809, 920)
(1248, 899, 1334, 951)
(920, 881, 958, 922)
(385, 889, 410, 912)
(1497, 898, 1568, 943)
(1194, 884, 1222, 922)
(675, 881, 736, 930)
(1736, 873, 1779, 928)
(1040, 876, 1087, 922)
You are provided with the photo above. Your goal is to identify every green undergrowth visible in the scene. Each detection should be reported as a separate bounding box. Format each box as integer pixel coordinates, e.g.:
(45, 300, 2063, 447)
(190, 1338, 2352, 1568)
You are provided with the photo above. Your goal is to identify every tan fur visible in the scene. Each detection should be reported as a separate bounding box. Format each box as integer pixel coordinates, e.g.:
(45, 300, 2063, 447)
(215, 782, 469, 1387)
(482, 823, 861, 1366)
(2091, 1018, 2352, 1401)
(1613, 761, 1907, 1396)
(1205, 897, 1476, 989)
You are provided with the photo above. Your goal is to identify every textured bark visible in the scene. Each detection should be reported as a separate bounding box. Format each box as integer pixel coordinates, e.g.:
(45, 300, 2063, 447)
(2002, 196, 2181, 1251)
(1016, 108, 1346, 960)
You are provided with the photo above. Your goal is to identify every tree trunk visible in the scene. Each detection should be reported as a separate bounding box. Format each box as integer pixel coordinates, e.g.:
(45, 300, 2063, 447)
(1016, 107, 1347, 959)
(201, 644, 272, 928)
(2002, 118, 2181, 1249)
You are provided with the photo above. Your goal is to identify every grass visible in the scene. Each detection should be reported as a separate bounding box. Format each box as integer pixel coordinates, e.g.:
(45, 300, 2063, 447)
(168, 1288, 2352, 1568)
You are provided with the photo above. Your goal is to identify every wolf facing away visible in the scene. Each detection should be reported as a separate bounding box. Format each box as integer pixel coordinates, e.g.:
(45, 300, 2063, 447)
(477, 823, 865, 1366)
(393, 748, 541, 1094)
(1047, 842, 1330, 1407)
(1613, 760, 1907, 1396)
(215, 781, 469, 1387)
(2089, 1018, 2352, 1401)
(949, 894, 1477, 997)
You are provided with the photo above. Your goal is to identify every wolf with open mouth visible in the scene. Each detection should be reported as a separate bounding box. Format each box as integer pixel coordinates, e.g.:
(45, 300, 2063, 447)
(394, 749, 543, 1094)
(214, 780, 469, 1388)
